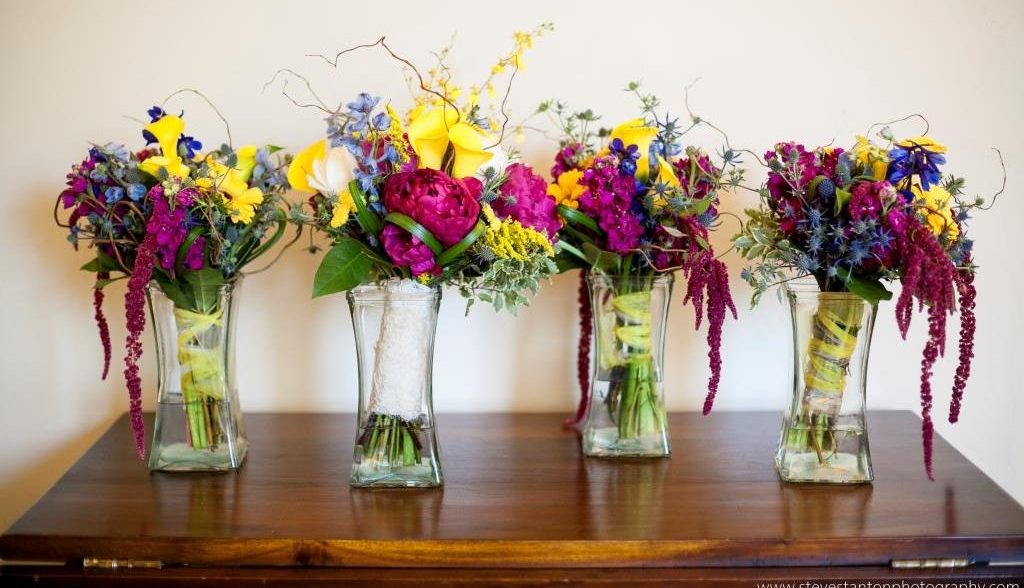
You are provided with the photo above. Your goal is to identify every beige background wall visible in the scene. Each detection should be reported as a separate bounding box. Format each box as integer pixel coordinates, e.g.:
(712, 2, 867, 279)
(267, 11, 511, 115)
(1, 0, 1021, 530)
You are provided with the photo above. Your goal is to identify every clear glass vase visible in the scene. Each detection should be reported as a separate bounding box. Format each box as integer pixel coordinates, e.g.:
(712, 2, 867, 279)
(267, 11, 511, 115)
(582, 274, 672, 458)
(776, 278, 877, 483)
(347, 279, 442, 488)
(147, 279, 247, 472)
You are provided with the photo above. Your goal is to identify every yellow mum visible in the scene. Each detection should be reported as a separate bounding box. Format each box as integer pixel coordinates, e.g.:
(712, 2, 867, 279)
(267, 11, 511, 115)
(482, 208, 555, 261)
(547, 169, 586, 209)
(912, 184, 959, 240)
(226, 186, 264, 225)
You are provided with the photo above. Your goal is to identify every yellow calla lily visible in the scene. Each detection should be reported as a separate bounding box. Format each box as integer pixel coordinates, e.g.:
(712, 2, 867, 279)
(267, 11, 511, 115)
(139, 115, 190, 179)
(287, 139, 328, 194)
(406, 108, 459, 171)
(608, 118, 658, 179)
(405, 108, 494, 178)
(654, 156, 680, 188)
(448, 122, 494, 179)
(233, 145, 258, 182)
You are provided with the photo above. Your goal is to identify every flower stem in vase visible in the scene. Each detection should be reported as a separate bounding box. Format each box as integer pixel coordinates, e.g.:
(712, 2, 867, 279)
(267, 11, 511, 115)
(350, 279, 441, 487)
(790, 298, 865, 464)
(604, 280, 665, 442)
(174, 306, 228, 451)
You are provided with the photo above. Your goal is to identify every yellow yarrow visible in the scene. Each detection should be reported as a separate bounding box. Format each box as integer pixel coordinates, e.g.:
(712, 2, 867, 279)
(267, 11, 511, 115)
(329, 191, 356, 228)
(482, 214, 555, 261)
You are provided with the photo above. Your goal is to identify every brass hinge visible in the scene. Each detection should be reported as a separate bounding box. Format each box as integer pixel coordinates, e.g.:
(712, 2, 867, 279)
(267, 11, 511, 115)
(891, 557, 974, 569)
(83, 558, 163, 569)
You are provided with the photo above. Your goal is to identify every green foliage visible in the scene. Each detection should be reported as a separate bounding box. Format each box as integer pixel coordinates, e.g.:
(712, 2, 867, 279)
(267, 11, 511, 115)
(312, 238, 374, 298)
(457, 250, 557, 315)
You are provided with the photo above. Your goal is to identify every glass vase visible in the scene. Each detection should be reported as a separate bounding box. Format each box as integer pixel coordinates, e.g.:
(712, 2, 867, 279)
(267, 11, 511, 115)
(776, 278, 877, 483)
(582, 274, 672, 458)
(147, 279, 246, 472)
(347, 278, 442, 488)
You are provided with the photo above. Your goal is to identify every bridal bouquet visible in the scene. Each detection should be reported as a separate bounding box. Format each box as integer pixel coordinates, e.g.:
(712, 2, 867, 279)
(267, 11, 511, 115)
(542, 84, 742, 456)
(734, 128, 997, 479)
(284, 27, 558, 485)
(55, 103, 292, 464)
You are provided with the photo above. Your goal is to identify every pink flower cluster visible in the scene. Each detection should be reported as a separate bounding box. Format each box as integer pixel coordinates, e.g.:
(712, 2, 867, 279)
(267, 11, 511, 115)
(577, 156, 644, 254)
(492, 163, 561, 238)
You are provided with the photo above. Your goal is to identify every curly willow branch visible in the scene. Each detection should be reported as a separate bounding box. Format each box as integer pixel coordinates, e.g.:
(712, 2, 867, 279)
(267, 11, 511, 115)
(161, 88, 234, 148)
(975, 147, 1006, 211)
(682, 78, 765, 167)
(864, 113, 930, 140)
(306, 37, 461, 124)
(487, 60, 519, 149)
(261, 68, 334, 115)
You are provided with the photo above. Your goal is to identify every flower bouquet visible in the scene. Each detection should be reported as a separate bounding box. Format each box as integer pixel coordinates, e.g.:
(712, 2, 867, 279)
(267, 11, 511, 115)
(55, 99, 295, 470)
(734, 125, 998, 482)
(283, 27, 558, 487)
(542, 84, 742, 457)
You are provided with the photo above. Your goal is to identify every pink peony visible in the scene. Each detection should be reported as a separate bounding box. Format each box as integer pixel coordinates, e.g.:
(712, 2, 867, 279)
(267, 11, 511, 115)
(492, 163, 561, 238)
(382, 168, 482, 247)
(381, 224, 439, 276)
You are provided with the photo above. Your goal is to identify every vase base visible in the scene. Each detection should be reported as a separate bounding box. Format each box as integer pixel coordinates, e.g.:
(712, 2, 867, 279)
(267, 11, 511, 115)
(583, 426, 671, 458)
(350, 461, 442, 488)
(776, 450, 873, 484)
(148, 439, 248, 472)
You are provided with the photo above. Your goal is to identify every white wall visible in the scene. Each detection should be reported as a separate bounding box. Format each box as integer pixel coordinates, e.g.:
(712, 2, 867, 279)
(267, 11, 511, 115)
(1, 0, 1021, 530)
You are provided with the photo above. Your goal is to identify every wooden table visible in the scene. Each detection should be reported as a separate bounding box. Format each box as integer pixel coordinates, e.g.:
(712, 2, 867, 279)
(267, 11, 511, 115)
(2, 412, 1022, 586)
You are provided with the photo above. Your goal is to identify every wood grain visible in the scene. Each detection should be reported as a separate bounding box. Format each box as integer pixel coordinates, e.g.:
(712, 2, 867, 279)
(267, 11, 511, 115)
(1, 412, 1022, 569)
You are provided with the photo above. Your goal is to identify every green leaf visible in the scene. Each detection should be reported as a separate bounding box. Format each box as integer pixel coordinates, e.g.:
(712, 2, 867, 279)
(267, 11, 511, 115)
(834, 188, 852, 216)
(837, 268, 892, 304)
(312, 238, 373, 298)
(582, 242, 621, 273)
(183, 268, 227, 313)
(438, 220, 485, 266)
(349, 180, 382, 235)
(384, 212, 444, 255)
(80, 250, 121, 273)
(155, 278, 195, 311)
(557, 204, 601, 234)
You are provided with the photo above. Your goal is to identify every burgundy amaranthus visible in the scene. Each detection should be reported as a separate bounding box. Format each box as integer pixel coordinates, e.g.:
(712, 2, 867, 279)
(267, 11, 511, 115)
(123, 232, 159, 460)
(682, 246, 738, 414)
(895, 225, 963, 480)
(93, 273, 112, 380)
(950, 270, 976, 424)
(566, 270, 593, 428)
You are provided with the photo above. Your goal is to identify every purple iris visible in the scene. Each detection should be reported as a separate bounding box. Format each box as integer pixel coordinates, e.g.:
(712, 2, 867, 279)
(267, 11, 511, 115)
(608, 138, 640, 176)
(887, 141, 946, 192)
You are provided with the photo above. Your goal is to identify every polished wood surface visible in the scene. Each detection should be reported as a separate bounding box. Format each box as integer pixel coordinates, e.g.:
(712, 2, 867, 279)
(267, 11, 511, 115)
(2, 411, 1023, 571)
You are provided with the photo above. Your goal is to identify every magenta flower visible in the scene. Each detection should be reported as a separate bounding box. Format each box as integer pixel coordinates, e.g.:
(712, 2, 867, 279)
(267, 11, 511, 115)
(381, 224, 439, 276)
(848, 181, 883, 222)
(492, 163, 560, 238)
(383, 169, 482, 247)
